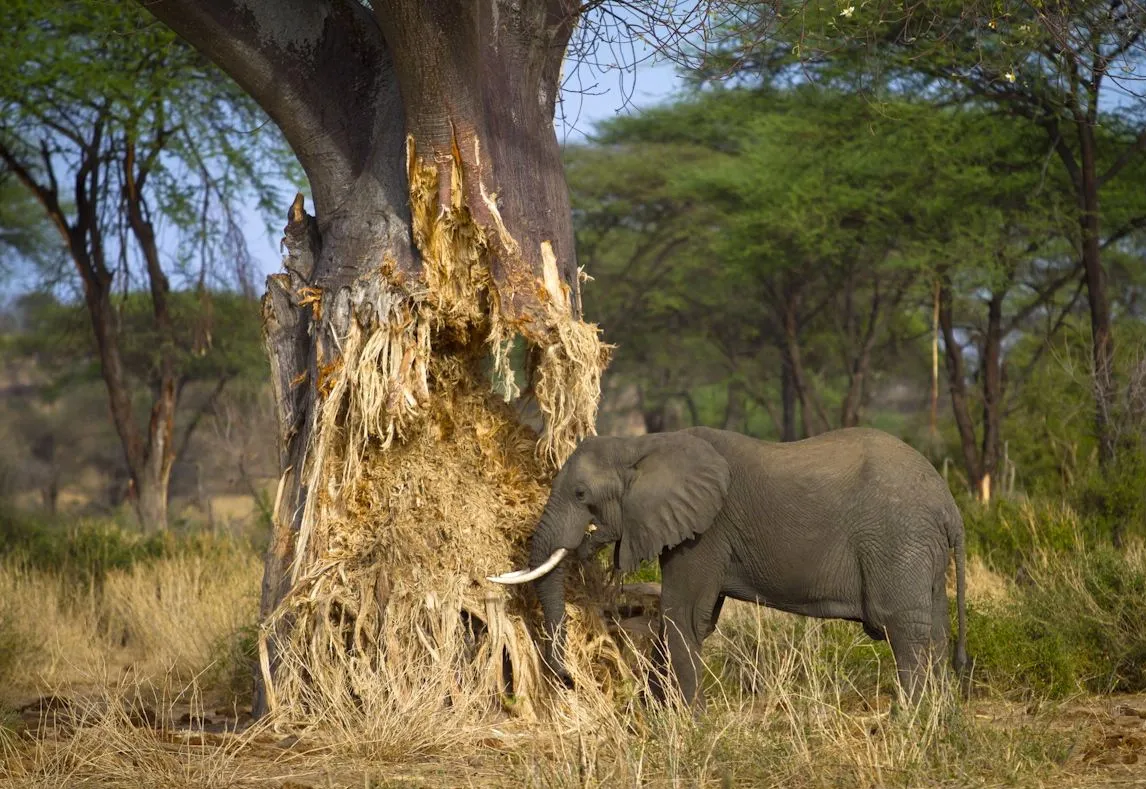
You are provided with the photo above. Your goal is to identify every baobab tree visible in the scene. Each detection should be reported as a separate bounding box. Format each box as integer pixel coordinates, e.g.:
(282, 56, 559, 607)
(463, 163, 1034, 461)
(140, 0, 691, 718)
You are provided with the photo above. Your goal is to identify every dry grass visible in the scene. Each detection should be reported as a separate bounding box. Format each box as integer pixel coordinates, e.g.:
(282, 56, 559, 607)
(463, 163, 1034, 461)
(101, 552, 261, 681)
(0, 551, 260, 696)
(0, 522, 1131, 788)
(0, 558, 1124, 789)
(0, 562, 103, 690)
(963, 553, 1012, 604)
(2, 675, 281, 789)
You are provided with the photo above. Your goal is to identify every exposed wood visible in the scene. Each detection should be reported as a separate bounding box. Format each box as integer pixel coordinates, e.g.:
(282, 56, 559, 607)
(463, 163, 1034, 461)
(377, 0, 581, 329)
(253, 206, 318, 717)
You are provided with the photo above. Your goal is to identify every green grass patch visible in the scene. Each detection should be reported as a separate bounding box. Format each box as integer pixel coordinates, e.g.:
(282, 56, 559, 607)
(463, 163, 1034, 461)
(0, 506, 254, 592)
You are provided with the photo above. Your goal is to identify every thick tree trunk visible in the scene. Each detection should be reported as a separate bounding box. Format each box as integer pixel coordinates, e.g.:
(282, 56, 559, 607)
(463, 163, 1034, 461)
(145, 0, 614, 721)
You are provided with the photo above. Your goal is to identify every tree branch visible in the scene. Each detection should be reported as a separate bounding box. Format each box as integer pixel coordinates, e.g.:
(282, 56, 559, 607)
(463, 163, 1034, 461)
(0, 138, 73, 248)
(1003, 276, 1087, 416)
(1102, 214, 1146, 249)
(1039, 116, 1083, 189)
(1003, 262, 1083, 335)
(140, 0, 400, 215)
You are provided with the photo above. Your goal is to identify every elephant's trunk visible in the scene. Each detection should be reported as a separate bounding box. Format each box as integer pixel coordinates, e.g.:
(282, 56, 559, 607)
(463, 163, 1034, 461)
(529, 519, 575, 687)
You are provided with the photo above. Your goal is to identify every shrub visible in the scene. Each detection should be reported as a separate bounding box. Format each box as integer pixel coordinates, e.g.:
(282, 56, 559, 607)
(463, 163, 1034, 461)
(960, 495, 1090, 576)
(0, 507, 254, 593)
(1071, 448, 1146, 546)
(967, 543, 1146, 697)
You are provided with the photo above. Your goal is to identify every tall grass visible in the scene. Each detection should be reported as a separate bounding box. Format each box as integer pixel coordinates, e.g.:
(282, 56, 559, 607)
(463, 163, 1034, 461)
(0, 529, 260, 696)
(1, 506, 1135, 787)
(514, 602, 1071, 788)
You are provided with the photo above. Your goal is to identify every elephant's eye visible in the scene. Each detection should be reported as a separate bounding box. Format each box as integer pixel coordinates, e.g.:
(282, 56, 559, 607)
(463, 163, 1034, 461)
(574, 486, 588, 502)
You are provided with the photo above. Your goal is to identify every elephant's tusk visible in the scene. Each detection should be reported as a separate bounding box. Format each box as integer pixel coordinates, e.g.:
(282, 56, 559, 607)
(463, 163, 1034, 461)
(487, 548, 569, 585)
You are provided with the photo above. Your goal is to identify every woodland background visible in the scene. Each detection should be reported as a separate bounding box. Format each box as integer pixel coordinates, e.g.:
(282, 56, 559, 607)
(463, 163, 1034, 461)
(1, 1, 1146, 786)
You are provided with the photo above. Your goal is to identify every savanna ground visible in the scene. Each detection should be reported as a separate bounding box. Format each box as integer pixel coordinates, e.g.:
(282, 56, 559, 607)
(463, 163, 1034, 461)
(2, 498, 1146, 789)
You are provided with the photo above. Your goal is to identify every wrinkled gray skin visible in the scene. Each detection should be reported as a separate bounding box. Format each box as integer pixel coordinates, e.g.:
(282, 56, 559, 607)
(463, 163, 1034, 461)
(524, 427, 968, 707)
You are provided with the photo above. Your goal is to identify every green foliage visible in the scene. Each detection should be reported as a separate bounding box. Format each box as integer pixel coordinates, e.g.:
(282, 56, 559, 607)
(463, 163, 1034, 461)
(968, 546, 1146, 698)
(623, 559, 661, 584)
(1072, 448, 1146, 544)
(0, 506, 248, 592)
(0, 177, 59, 277)
(960, 496, 1092, 575)
(573, 85, 1094, 441)
(0, 0, 299, 269)
(9, 289, 267, 395)
(206, 621, 260, 707)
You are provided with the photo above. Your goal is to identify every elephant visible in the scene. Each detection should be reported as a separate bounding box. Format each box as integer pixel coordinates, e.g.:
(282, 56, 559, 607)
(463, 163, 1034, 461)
(490, 426, 968, 707)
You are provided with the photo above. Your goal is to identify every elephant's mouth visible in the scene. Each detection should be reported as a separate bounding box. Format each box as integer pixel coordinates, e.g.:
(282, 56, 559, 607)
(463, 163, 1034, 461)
(487, 547, 567, 585)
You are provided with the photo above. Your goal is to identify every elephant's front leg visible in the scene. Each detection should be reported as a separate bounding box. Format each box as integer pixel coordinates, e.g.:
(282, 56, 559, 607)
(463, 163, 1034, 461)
(656, 541, 728, 710)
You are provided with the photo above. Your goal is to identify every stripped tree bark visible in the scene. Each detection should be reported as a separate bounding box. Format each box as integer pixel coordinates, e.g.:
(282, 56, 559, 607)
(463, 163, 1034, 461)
(143, 0, 613, 719)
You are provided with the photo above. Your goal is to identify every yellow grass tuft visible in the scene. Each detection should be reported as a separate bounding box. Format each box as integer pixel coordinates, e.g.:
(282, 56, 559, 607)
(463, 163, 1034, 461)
(0, 551, 260, 695)
(101, 552, 261, 681)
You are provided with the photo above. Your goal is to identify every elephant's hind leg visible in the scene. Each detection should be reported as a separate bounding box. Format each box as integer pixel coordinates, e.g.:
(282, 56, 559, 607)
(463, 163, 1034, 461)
(887, 616, 941, 705)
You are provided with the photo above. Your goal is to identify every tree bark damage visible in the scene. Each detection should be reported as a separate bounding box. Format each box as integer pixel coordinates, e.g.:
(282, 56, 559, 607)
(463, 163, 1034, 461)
(143, 0, 613, 720)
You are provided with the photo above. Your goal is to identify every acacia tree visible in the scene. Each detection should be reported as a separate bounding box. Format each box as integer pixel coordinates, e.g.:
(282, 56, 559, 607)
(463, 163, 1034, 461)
(141, 1, 619, 717)
(0, 0, 286, 531)
(701, 0, 1146, 469)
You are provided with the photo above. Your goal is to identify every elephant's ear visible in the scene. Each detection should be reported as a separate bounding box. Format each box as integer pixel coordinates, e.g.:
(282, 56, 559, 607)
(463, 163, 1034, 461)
(619, 433, 731, 573)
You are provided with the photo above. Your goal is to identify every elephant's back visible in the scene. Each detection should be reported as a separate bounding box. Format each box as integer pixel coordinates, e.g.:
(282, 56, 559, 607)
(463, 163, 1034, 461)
(686, 426, 954, 520)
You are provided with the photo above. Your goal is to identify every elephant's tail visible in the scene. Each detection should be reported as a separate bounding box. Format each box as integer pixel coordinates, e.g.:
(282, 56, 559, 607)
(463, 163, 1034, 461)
(951, 517, 969, 676)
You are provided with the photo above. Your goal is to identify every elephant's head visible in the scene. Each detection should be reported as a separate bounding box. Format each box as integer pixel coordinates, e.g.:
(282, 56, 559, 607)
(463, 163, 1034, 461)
(488, 431, 731, 686)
